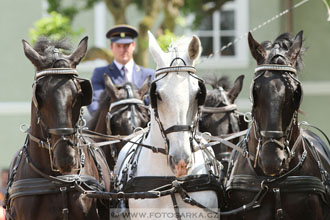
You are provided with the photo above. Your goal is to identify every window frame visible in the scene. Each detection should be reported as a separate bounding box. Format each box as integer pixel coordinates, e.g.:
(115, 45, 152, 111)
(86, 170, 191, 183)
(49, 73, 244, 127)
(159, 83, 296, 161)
(192, 0, 249, 69)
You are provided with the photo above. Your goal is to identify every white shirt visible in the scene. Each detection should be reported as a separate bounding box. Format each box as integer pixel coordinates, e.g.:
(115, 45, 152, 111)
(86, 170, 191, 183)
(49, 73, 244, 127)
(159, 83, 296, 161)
(113, 59, 134, 82)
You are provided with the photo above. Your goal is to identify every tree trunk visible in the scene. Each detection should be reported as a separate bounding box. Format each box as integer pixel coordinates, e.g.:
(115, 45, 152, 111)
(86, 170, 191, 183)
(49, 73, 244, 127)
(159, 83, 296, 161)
(104, 0, 130, 24)
(159, 0, 184, 33)
(135, 0, 160, 67)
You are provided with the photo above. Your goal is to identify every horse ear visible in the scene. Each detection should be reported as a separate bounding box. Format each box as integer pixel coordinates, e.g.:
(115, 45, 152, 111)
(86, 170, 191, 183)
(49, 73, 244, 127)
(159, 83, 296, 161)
(227, 75, 245, 103)
(248, 32, 267, 65)
(68, 36, 88, 68)
(288, 30, 303, 64)
(104, 74, 119, 101)
(138, 75, 152, 98)
(188, 35, 201, 62)
(148, 31, 165, 67)
(22, 39, 43, 68)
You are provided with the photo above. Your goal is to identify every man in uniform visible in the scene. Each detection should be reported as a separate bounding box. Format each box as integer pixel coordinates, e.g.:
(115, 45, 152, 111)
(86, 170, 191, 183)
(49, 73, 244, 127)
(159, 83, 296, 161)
(88, 24, 155, 114)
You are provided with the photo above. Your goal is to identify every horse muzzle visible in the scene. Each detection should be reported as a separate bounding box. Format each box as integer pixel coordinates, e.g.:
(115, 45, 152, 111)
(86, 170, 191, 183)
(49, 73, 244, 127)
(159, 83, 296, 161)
(259, 140, 289, 176)
(169, 155, 192, 177)
(52, 139, 79, 174)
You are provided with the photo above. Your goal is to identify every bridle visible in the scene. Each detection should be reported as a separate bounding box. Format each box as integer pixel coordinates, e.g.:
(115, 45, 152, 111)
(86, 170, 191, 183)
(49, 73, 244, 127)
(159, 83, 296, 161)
(106, 84, 149, 159)
(106, 84, 149, 135)
(149, 57, 206, 154)
(29, 55, 92, 171)
(250, 64, 303, 168)
(200, 86, 240, 135)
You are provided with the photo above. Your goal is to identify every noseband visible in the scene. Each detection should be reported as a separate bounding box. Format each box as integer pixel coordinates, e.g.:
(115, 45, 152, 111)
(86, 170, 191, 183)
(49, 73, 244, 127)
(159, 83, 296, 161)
(251, 64, 302, 168)
(150, 58, 206, 154)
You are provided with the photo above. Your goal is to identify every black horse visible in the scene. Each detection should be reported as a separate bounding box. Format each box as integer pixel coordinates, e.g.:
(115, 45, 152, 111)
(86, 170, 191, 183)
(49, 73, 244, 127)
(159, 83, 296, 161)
(223, 31, 330, 219)
(87, 75, 150, 171)
(4, 37, 111, 220)
(199, 75, 247, 165)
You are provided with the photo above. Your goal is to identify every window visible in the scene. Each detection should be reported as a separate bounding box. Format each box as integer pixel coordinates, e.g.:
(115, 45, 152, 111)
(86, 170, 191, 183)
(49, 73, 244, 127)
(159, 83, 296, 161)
(192, 0, 249, 69)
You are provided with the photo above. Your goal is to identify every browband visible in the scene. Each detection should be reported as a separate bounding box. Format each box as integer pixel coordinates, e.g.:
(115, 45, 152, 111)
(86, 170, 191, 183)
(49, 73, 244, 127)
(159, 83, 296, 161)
(109, 98, 145, 111)
(200, 104, 237, 113)
(255, 64, 297, 75)
(35, 68, 78, 79)
(155, 66, 196, 77)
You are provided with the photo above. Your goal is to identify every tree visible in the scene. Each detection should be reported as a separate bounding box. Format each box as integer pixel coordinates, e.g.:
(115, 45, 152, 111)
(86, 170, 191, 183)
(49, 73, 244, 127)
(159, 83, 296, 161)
(29, 11, 82, 45)
(45, 0, 231, 66)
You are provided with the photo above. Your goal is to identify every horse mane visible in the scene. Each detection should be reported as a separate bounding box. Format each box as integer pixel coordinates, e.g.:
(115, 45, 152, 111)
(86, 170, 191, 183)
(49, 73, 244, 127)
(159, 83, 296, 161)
(261, 33, 306, 73)
(87, 89, 110, 130)
(33, 37, 73, 68)
(168, 36, 191, 53)
(34, 37, 73, 54)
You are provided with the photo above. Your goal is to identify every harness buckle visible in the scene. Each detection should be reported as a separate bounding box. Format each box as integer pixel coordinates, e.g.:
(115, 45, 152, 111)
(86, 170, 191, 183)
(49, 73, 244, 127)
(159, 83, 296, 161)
(260, 180, 269, 190)
(183, 197, 193, 204)
(151, 146, 159, 153)
(117, 191, 125, 200)
(277, 208, 283, 218)
(60, 186, 67, 192)
(242, 150, 249, 159)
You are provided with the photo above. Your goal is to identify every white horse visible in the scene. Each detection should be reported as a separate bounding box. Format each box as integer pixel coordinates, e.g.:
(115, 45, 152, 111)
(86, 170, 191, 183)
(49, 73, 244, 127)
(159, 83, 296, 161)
(115, 32, 219, 220)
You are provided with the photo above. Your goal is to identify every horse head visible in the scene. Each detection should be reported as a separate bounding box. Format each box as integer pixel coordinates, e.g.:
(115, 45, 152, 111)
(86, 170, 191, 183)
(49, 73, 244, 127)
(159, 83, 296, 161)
(148, 31, 206, 177)
(22, 37, 91, 174)
(104, 74, 150, 165)
(104, 74, 151, 136)
(199, 75, 245, 161)
(248, 31, 304, 176)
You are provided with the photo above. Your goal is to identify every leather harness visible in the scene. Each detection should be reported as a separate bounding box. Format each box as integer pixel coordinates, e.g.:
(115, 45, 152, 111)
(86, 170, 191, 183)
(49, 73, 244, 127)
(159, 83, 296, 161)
(4, 66, 106, 220)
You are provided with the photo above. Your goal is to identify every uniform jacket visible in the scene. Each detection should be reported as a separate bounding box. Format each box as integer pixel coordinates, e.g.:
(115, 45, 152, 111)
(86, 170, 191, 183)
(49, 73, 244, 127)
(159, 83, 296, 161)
(87, 62, 155, 114)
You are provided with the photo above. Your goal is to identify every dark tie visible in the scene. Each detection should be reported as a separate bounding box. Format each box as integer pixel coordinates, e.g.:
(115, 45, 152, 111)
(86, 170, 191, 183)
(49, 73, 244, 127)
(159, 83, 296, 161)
(121, 66, 128, 83)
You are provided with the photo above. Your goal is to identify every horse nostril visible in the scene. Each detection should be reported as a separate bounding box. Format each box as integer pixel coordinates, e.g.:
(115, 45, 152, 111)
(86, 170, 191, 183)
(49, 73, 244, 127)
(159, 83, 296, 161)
(175, 160, 188, 177)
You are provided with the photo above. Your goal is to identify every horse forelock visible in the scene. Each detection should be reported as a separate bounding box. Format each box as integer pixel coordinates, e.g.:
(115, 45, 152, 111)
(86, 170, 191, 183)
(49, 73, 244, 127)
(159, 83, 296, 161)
(168, 36, 191, 53)
(34, 37, 73, 68)
(166, 36, 195, 66)
(261, 33, 305, 73)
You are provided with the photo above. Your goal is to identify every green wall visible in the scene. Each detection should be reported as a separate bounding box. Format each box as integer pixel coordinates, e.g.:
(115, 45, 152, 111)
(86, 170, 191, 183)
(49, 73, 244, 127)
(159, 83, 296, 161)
(0, 1, 40, 169)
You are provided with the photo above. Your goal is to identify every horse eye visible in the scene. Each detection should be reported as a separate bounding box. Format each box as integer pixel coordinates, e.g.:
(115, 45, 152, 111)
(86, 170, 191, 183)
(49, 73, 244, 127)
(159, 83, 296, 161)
(282, 43, 289, 50)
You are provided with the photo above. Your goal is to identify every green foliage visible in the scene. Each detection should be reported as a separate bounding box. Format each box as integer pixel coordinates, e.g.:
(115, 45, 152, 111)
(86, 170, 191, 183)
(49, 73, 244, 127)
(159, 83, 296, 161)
(47, 0, 100, 21)
(157, 29, 178, 52)
(29, 11, 83, 45)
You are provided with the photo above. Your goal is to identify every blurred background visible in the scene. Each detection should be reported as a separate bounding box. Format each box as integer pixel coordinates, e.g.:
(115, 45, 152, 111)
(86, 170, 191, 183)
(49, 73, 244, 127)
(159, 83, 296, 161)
(1, 0, 330, 170)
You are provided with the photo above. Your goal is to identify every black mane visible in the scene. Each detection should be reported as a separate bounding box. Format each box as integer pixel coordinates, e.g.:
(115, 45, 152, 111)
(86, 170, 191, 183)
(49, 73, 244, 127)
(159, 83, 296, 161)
(87, 89, 110, 130)
(261, 33, 305, 73)
(34, 37, 73, 68)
